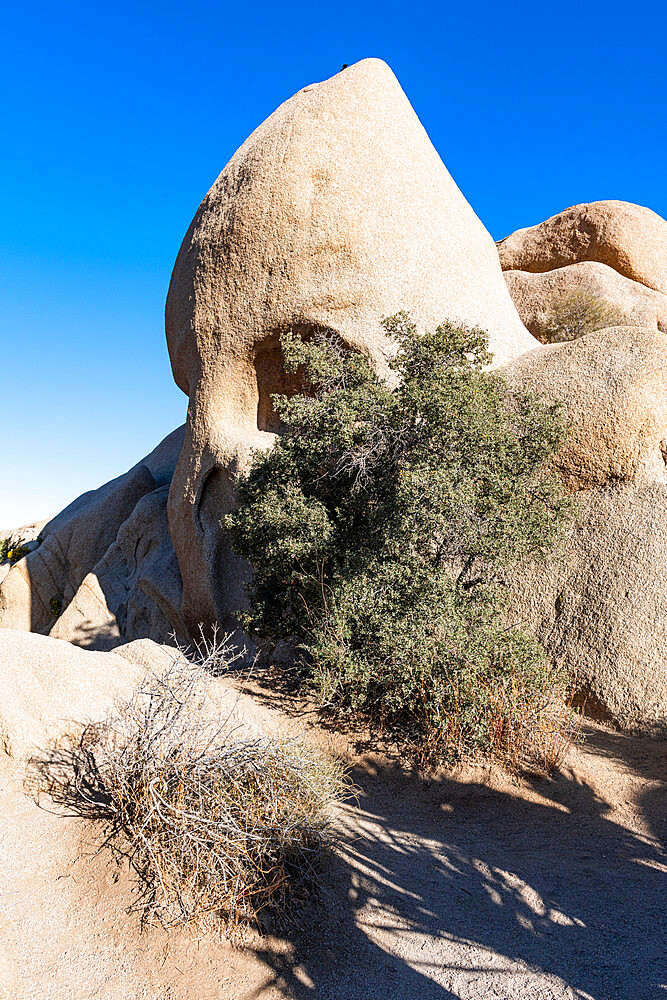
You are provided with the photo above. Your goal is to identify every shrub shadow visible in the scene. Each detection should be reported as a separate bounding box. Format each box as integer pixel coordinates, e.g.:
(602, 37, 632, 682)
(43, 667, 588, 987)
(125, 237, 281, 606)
(30, 724, 665, 999)
(248, 752, 666, 1000)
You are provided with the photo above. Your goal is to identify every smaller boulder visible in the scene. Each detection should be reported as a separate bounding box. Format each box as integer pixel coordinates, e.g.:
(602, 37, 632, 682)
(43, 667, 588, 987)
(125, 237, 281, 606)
(502, 326, 667, 491)
(504, 262, 667, 341)
(0, 631, 143, 759)
(497, 200, 667, 296)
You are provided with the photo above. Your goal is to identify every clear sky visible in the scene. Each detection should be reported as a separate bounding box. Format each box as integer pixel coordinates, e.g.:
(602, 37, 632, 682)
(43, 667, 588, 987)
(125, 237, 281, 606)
(1, 0, 665, 527)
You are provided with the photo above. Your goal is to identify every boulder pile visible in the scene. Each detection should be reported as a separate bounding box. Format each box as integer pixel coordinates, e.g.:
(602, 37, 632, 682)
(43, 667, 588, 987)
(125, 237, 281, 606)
(1, 61, 665, 732)
(498, 201, 667, 341)
(0, 427, 187, 648)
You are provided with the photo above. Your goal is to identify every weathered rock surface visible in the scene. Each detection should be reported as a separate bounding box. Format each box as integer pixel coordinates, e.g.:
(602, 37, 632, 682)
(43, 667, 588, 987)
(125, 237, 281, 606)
(0, 428, 186, 647)
(497, 200, 667, 295)
(0, 465, 155, 633)
(506, 484, 667, 733)
(0, 630, 143, 759)
(165, 57, 537, 632)
(50, 486, 187, 651)
(502, 326, 667, 491)
(503, 327, 667, 730)
(0, 628, 275, 762)
(504, 262, 667, 341)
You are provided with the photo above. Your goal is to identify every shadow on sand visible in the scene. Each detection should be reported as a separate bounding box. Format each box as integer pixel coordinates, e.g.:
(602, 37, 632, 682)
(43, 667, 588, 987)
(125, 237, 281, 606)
(31, 716, 665, 1000)
(246, 731, 666, 1000)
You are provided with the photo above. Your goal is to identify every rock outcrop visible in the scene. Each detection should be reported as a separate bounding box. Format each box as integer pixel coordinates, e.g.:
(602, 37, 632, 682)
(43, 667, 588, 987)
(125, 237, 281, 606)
(503, 262, 667, 342)
(165, 57, 538, 633)
(505, 484, 667, 733)
(0, 428, 186, 649)
(497, 200, 667, 295)
(0, 630, 143, 759)
(4, 62, 664, 736)
(502, 327, 667, 731)
(50, 486, 187, 650)
(502, 326, 667, 491)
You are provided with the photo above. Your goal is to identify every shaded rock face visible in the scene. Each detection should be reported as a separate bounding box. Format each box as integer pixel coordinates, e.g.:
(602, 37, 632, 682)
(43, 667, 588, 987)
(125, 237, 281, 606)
(497, 200, 667, 295)
(498, 201, 667, 728)
(0, 428, 187, 651)
(49, 486, 187, 651)
(0, 465, 154, 634)
(165, 57, 537, 633)
(502, 328, 667, 732)
(506, 484, 667, 735)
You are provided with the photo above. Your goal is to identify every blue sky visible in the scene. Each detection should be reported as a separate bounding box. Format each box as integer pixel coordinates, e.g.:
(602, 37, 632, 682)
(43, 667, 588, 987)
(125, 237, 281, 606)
(1, 0, 665, 526)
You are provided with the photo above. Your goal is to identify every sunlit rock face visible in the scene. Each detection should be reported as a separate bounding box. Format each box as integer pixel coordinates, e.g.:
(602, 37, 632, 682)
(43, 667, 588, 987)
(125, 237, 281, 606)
(497, 200, 667, 295)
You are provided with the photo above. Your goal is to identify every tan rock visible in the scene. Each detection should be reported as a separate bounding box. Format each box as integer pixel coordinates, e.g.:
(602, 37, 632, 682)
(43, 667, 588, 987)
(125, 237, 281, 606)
(506, 483, 667, 733)
(49, 572, 121, 650)
(497, 200, 667, 295)
(0, 628, 270, 762)
(504, 262, 667, 341)
(0, 427, 185, 637)
(165, 57, 537, 632)
(113, 638, 284, 738)
(113, 636, 180, 673)
(503, 326, 667, 730)
(0, 465, 154, 633)
(49, 486, 187, 651)
(502, 326, 667, 491)
(0, 630, 143, 759)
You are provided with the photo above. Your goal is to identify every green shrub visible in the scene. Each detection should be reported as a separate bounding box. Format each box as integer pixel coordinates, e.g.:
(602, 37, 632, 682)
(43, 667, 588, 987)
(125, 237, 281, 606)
(542, 289, 626, 343)
(226, 314, 578, 768)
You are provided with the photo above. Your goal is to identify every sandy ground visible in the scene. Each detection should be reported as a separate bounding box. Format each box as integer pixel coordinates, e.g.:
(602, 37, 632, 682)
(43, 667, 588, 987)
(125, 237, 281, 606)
(0, 692, 664, 1000)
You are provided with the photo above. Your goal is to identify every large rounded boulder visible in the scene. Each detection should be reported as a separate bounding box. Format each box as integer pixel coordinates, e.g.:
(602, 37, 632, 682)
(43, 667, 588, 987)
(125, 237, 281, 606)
(502, 326, 667, 491)
(165, 57, 537, 632)
(497, 200, 667, 295)
(502, 326, 667, 732)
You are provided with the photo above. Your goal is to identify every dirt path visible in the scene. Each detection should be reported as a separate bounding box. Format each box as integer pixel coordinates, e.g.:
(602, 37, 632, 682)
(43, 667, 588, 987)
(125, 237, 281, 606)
(1, 713, 664, 1000)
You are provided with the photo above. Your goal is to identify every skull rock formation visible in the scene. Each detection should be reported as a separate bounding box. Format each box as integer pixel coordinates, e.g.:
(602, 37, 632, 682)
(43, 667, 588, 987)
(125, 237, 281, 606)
(165, 57, 538, 633)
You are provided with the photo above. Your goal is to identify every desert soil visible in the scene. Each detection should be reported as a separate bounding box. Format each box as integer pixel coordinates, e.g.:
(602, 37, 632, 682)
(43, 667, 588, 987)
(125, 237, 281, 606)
(1, 686, 664, 1000)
